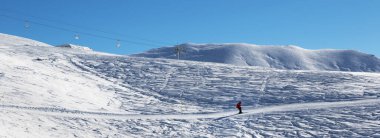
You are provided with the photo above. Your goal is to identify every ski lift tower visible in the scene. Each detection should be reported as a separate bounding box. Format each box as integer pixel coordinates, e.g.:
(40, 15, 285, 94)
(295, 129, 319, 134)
(174, 45, 185, 60)
(24, 20, 30, 30)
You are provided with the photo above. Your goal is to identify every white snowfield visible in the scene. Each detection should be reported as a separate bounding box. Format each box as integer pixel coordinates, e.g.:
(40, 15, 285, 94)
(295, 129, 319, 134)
(132, 43, 380, 72)
(1, 33, 380, 137)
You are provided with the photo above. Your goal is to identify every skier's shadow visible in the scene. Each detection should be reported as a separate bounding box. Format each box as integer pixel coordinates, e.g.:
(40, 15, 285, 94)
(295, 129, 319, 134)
(214, 113, 240, 121)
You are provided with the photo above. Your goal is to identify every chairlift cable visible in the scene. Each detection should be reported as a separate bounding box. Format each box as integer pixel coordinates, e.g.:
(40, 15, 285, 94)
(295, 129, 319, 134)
(0, 8, 173, 46)
(0, 14, 165, 48)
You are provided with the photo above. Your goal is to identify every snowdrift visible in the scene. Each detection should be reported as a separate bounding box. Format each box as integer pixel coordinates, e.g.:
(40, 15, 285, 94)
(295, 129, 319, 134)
(132, 43, 380, 72)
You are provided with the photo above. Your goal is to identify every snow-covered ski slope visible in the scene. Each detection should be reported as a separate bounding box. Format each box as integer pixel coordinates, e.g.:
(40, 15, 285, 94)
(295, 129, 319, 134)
(1, 33, 380, 137)
(132, 43, 380, 72)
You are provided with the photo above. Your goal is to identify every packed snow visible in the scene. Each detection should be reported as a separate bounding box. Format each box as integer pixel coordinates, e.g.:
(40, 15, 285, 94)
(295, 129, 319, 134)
(132, 43, 380, 72)
(1, 34, 380, 137)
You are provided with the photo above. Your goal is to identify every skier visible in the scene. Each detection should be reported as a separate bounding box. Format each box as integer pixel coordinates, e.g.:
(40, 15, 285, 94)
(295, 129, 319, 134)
(236, 101, 242, 114)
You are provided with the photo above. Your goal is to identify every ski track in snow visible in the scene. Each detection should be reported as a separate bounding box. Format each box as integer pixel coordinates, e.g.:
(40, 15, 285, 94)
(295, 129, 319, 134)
(158, 67, 174, 92)
(1, 98, 378, 120)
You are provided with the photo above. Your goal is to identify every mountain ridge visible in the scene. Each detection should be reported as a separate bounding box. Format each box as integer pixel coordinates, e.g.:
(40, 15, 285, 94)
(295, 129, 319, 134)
(132, 43, 380, 72)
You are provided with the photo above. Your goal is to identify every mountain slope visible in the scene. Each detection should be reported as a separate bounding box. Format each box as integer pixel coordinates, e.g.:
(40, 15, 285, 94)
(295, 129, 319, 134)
(0, 33, 51, 46)
(1, 34, 380, 137)
(132, 43, 380, 72)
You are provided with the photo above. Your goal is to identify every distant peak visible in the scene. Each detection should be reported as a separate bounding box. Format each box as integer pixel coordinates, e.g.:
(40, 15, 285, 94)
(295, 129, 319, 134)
(132, 42, 380, 72)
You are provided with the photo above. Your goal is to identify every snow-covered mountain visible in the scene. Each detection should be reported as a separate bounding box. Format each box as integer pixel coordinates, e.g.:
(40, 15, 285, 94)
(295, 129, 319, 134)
(0, 33, 51, 47)
(132, 43, 380, 72)
(1, 33, 380, 137)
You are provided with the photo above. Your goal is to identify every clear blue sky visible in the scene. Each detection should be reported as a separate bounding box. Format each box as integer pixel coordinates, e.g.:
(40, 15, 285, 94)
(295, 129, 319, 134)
(1, 0, 379, 56)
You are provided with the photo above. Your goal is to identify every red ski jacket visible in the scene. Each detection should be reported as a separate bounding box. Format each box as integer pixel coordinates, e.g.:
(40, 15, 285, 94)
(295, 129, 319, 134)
(236, 102, 241, 109)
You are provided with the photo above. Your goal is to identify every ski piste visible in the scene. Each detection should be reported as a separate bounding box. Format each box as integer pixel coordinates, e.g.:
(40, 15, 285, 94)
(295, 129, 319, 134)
(0, 98, 378, 120)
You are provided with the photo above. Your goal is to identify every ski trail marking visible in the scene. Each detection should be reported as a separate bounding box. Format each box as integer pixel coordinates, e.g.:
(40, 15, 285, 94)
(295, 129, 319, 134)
(0, 99, 379, 120)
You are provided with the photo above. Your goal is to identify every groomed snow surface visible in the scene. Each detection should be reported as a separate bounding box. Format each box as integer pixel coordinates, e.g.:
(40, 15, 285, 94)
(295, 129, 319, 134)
(1, 33, 380, 137)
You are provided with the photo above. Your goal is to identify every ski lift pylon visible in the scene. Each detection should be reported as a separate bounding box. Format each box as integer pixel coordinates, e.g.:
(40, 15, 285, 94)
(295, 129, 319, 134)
(74, 34, 80, 40)
(116, 39, 121, 48)
(24, 20, 30, 29)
